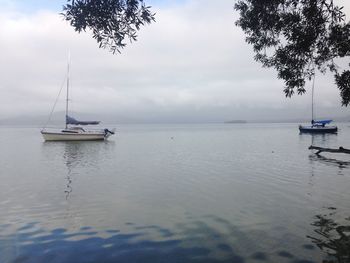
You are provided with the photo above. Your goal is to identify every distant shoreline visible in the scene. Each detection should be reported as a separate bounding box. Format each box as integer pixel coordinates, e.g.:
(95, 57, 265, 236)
(224, 120, 247, 124)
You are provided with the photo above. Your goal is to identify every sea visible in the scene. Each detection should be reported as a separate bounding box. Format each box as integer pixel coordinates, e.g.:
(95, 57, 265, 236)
(0, 123, 349, 263)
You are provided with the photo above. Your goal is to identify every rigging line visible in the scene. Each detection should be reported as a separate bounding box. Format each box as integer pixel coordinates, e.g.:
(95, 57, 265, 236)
(42, 74, 67, 129)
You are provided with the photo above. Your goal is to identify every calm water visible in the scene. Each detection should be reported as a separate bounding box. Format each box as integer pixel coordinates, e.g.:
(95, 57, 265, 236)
(0, 123, 349, 263)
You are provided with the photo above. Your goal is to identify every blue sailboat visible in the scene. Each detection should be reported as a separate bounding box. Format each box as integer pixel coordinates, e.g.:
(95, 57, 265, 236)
(299, 120, 338, 133)
(299, 75, 337, 133)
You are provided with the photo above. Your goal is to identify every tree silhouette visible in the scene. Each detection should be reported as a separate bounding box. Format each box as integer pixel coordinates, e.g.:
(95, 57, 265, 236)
(62, 0, 155, 54)
(235, 0, 350, 105)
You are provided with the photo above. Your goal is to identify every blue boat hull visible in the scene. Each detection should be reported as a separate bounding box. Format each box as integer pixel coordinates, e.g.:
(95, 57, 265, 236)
(299, 125, 338, 133)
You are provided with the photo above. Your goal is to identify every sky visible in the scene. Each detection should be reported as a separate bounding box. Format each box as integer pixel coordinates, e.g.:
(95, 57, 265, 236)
(0, 0, 349, 123)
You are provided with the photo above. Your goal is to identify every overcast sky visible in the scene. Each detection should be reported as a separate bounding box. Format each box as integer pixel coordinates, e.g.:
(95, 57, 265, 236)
(0, 0, 349, 123)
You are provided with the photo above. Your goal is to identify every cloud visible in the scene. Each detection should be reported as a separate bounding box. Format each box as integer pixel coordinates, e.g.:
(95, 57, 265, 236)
(0, 0, 348, 122)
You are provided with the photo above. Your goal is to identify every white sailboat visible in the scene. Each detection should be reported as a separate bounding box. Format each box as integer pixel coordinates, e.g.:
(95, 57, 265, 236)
(41, 57, 115, 141)
(299, 74, 337, 133)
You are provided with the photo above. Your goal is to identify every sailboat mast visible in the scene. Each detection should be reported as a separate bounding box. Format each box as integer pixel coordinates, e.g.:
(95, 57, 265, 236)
(65, 54, 70, 129)
(311, 73, 315, 124)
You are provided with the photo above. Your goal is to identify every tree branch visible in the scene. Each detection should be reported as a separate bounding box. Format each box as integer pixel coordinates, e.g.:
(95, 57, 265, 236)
(309, 145, 350, 155)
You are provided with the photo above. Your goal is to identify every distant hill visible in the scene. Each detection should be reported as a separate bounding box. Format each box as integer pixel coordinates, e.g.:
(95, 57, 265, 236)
(224, 120, 247, 124)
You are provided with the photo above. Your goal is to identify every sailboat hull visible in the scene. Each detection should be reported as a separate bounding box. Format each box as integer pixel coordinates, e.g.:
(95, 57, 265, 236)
(41, 131, 108, 141)
(299, 125, 338, 133)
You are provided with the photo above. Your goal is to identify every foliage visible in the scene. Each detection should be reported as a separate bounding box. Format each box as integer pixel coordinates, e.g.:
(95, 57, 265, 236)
(234, 0, 350, 106)
(62, 0, 155, 54)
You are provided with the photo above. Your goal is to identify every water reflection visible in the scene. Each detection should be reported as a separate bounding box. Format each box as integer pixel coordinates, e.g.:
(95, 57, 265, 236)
(42, 141, 115, 199)
(299, 132, 333, 142)
(63, 143, 83, 200)
(65, 173, 73, 199)
(310, 133, 338, 146)
(307, 207, 350, 263)
(309, 154, 350, 170)
(0, 215, 320, 263)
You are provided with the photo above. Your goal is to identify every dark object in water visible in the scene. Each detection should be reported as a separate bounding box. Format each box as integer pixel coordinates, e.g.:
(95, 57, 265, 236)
(299, 124, 338, 133)
(104, 129, 115, 135)
(309, 145, 350, 155)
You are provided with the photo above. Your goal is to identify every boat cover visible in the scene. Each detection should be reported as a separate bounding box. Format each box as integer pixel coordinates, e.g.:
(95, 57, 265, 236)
(66, 115, 100, 125)
(312, 119, 332, 125)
